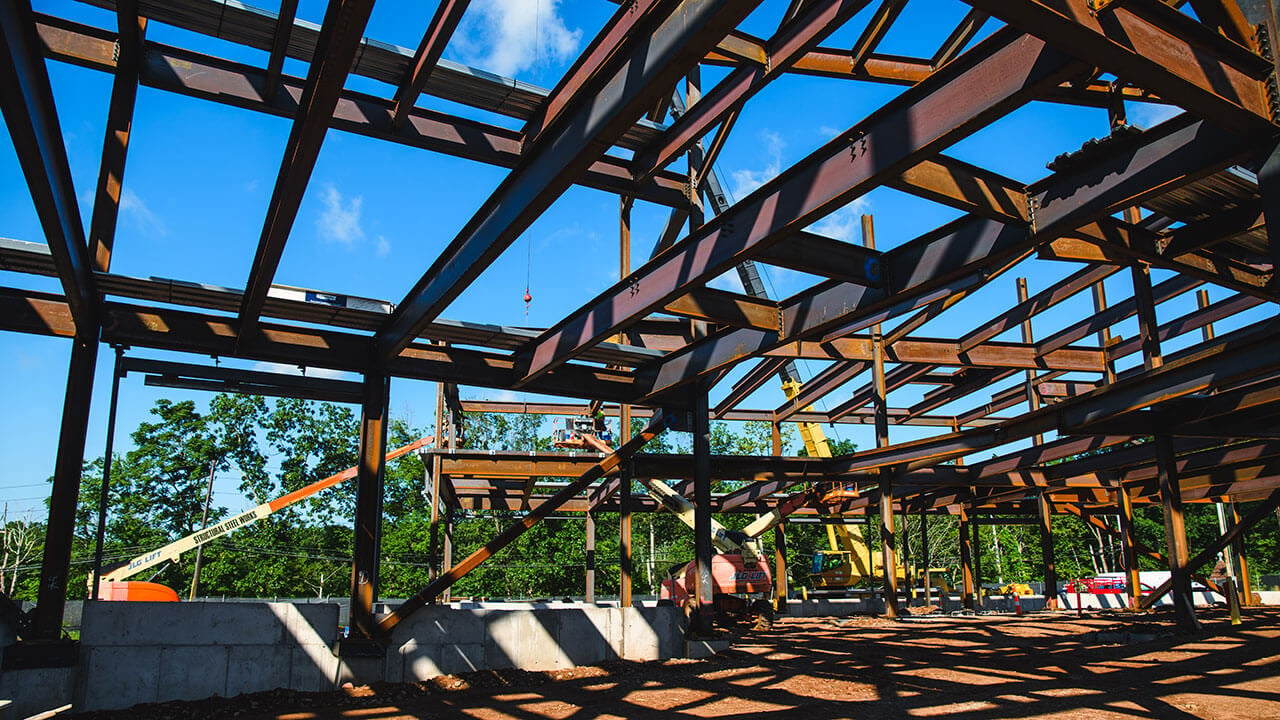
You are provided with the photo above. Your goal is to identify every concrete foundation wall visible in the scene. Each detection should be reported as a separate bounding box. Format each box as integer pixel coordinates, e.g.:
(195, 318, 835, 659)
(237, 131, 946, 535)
(374, 602, 684, 684)
(0, 601, 685, 715)
(75, 601, 341, 712)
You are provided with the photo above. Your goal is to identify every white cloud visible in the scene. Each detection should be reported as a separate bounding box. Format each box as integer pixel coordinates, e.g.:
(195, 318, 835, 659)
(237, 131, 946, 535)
(452, 0, 581, 78)
(729, 129, 785, 200)
(807, 197, 872, 243)
(245, 179, 260, 193)
(1126, 102, 1181, 129)
(120, 187, 167, 237)
(376, 235, 391, 258)
(317, 183, 365, 247)
(818, 125, 842, 139)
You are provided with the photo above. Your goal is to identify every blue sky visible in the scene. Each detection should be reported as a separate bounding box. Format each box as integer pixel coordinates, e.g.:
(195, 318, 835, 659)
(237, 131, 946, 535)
(2, 0, 1271, 520)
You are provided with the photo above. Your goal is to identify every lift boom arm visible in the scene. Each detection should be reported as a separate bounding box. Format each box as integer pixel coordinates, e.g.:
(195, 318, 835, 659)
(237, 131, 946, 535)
(101, 435, 434, 582)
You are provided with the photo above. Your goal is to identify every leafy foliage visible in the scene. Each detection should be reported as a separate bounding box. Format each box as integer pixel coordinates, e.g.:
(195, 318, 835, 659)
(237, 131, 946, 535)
(10, 399, 1280, 605)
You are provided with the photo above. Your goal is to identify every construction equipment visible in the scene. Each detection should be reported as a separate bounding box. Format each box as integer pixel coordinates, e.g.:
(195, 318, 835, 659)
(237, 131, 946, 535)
(94, 435, 433, 594)
(574, 433, 775, 625)
(552, 415, 612, 450)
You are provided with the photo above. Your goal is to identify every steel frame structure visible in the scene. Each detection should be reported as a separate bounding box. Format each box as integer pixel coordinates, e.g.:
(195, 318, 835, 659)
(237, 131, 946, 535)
(4, 0, 1280, 645)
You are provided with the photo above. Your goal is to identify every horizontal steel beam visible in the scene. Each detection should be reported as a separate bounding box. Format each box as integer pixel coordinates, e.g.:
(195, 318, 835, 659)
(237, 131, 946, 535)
(519, 29, 1085, 384)
(378, 0, 761, 361)
(1, 1, 99, 333)
(33, 18, 688, 209)
(966, 0, 1274, 137)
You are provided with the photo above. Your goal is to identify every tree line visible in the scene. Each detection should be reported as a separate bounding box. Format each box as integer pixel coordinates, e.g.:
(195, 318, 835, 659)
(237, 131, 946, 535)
(3, 394, 1277, 602)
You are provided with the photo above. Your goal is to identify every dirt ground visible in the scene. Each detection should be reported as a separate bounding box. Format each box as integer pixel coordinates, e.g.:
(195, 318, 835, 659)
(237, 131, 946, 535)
(72, 606, 1280, 720)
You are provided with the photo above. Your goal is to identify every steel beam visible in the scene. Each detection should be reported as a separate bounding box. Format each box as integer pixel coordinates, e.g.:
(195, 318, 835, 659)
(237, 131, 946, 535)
(0, 0, 99, 333)
(32, 334, 98, 640)
(240, 0, 375, 329)
(958, 265, 1117, 352)
(965, 0, 1274, 137)
(379, 0, 761, 361)
(348, 370, 389, 641)
(87, 0, 145, 273)
(391, 0, 471, 127)
(519, 30, 1085, 384)
(262, 0, 298, 100)
(32, 19, 688, 208)
(631, 0, 870, 180)
(377, 413, 669, 636)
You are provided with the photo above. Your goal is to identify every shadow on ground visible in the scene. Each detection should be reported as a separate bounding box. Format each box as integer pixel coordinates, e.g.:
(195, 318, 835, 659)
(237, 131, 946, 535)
(68, 607, 1280, 720)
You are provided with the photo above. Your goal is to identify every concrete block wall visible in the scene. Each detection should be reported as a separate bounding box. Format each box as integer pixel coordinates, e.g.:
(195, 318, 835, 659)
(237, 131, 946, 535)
(377, 602, 683, 684)
(74, 601, 340, 712)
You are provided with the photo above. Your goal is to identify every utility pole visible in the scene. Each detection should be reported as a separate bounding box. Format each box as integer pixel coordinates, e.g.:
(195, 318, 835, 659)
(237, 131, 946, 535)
(189, 462, 217, 601)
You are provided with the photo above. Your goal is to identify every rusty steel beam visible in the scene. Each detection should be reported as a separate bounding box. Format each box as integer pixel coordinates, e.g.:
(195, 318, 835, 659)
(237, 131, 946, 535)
(391, 0, 471, 128)
(850, 0, 906, 67)
(1036, 274, 1203, 356)
(632, 0, 870, 180)
(821, 317, 1280, 478)
(522, 0, 671, 149)
(966, 0, 1274, 137)
(888, 155, 1028, 224)
(767, 335, 1106, 371)
(1058, 219, 1273, 300)
(86, 0, 145, 273)
(379, 0, 761, 361)
(775, 360, 868, 422)
(958, 264, 1119, 352)
(1140, 486, 1280, 608)
(0, 288, 646, 403)
(664, 287, 779, 331)
(1161, 202, 1264, 257)
(262, 0, 298, 101)
(348, 370, 389, 641)
(33, 18, 689, 209)
(0, 0, 99, 333)
(1107, 292, 1266, 361)
(712, 357, 789, 417)
(240, 0, 376, 328)
(931, 8, 988, 68)
(753, 231, 884, 287)
(519, 30, 1085, 385)
(377, 413, 669, 637)
(827, 364, 934, 422)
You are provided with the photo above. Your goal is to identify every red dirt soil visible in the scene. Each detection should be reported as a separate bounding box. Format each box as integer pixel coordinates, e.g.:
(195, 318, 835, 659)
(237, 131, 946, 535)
(70, 606, 1280, 719)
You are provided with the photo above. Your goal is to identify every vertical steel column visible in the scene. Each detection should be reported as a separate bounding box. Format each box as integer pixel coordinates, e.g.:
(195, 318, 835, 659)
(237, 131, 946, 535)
(585, 511, 597, 603)
(1017, 278, 1043, 442)
(959, 508, 974, 610)
(1199, 290, 1244, 598)
(1091, 274, 1117, 384)
(619, 194, 633, 608)
(692, 385, 715, 634)
(864, 214, 897, 619)
(774, 524, 788, 614)
(442, 506, 454, 603)
(90, 347, 124, 601)
(1230, 504, 1253, 604)
(1037, 492, 1058, 609)
(972, 513, 982, 604)
(428, 377, 445, 580)
(620, 462, 632, 607)
(920, 512, 931, 606)
(1118, 484, 1141, 607)
(1157, 434, 1199, 631)
(1132, 260, 1197, 630)
(34, 334, 99, 640)
(349, 369, 389, 641)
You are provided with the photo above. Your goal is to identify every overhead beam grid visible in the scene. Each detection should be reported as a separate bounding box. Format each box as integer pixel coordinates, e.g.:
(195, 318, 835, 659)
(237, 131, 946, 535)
(5, 0, 1280, 645)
